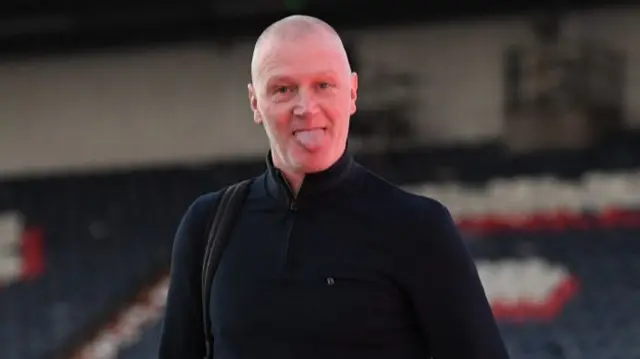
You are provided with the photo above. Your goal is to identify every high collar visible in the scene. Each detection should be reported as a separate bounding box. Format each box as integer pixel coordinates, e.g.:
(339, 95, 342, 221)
(265, 150, 355, 206)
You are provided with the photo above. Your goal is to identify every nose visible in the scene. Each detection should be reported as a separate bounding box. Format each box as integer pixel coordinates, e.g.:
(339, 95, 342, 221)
(293, 89, 319, 117)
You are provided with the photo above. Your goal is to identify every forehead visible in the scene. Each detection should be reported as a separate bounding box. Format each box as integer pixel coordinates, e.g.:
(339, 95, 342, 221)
(255, 36, 347, 83)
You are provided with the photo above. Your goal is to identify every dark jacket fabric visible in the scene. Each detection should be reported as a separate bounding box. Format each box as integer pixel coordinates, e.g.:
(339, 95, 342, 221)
(158, 151, 509, 359)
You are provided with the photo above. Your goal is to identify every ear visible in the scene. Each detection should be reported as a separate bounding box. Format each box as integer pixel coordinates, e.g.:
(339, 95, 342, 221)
(349, 72, 358, 116)
(248, 83, 262, 124)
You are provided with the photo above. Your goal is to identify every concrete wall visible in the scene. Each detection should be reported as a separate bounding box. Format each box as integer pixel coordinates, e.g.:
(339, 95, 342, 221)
(1, 6, 638, 177)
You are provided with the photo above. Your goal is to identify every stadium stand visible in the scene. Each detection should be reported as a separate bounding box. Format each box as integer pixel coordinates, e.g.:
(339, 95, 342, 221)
(1, 142, 639, 359)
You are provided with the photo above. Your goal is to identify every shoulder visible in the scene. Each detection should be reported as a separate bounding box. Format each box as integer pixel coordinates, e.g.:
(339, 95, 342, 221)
(182, 177, 257, 218)
(357, 164, 451, 223)
(181, 190, 222, 225)
(171, 191, 222, 254)
(168, 177, 261, 278)
(174, 176, 253, 241)
(391, 187, 465, 261)
(178, 176, 258, 231)
(356, 164, 458, 243)
(393, 187, 455, 238)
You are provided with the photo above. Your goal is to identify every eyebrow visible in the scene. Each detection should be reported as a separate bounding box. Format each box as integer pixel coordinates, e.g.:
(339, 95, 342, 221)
(267, 71, 339, 84)
(266, 76, 294, 85)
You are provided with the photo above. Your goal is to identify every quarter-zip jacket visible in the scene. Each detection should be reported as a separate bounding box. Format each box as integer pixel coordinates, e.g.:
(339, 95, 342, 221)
(158, 151, 509, 359)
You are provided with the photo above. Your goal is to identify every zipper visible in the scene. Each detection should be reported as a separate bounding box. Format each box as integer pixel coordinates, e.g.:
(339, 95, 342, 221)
(281, 172, 299, 208)
(280, 172, 299, 269)
(281, 210, 296, 269)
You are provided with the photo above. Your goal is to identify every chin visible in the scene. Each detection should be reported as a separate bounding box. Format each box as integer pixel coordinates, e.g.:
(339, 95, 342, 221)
(290, 150, 337, 174)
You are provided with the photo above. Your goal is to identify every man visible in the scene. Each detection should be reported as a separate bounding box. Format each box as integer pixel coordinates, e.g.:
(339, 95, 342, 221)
(158, 15, 509, 359)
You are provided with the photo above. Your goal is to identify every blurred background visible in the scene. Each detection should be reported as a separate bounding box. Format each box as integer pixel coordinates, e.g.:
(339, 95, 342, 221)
(1, 0, 640, 358)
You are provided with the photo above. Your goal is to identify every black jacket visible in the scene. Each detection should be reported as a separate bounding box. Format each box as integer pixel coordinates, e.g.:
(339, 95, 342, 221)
(158, 151, 509, 359)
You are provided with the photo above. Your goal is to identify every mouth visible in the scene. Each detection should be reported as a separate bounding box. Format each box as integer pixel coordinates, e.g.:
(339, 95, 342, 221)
(292, 127, 326, 135)
(292, 128, 327, 148)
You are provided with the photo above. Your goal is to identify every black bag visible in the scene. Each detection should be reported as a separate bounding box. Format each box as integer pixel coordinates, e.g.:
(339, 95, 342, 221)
(201, 179, 252, 359)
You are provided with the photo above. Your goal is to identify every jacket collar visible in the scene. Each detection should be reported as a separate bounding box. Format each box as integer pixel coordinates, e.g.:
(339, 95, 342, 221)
(265, 149, 354, 206)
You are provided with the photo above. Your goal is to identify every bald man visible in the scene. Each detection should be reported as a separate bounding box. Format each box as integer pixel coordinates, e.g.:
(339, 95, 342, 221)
(158, 15, 509, 359)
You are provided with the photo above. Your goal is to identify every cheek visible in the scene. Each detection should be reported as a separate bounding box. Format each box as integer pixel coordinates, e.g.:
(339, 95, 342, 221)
(262, 104, 294, 135)
(323, 98, 351, 124)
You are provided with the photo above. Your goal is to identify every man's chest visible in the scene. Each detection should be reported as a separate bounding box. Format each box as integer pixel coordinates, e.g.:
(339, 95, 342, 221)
(208, 208, 414, 342)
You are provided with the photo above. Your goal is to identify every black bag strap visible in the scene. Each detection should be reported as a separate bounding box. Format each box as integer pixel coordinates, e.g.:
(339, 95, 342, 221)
(201, 179, 252, 359)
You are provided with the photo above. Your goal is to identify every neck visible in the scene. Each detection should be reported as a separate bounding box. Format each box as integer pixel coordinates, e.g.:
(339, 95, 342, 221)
(268, 146, 350, 198)
(278, 169, 305, 196)
(270, 153, 306, 196)
(265, 148, 353, 206)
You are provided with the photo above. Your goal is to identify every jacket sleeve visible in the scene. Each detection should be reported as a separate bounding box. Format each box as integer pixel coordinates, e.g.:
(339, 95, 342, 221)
(402, 199, 510, 359)
(158, 194, 217, 359)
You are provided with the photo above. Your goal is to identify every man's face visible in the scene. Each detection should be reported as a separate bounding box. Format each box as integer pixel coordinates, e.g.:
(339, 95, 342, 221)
(248, 33, 358, 174)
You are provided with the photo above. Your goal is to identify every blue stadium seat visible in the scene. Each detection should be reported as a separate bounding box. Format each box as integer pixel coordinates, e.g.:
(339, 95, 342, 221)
(474, 229, 640, 358)
(1, 139, 639, 358)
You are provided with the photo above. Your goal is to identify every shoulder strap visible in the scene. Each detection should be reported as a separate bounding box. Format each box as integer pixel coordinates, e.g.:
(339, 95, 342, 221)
(201, 179, 252, 359)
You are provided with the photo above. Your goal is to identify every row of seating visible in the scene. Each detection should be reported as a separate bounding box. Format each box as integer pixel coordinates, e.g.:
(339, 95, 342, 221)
(71, 277, 169, 359)
(0, 172, 193, 359)
(409, 169, 640, 218)
(480, 229, 640, 359)
(0, 141, 638, 359)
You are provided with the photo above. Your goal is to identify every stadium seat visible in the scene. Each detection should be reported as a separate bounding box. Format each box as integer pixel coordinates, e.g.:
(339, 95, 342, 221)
(2, 144, 640, 359)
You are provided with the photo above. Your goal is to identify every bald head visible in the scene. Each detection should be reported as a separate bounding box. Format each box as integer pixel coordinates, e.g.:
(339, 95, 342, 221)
(250, 15, 351, 84)
(255, 15, 340, 44)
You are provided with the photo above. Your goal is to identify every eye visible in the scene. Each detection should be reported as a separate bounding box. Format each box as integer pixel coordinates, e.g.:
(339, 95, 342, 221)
(318, 82, 331, 89)
(275, 86, 289, 94)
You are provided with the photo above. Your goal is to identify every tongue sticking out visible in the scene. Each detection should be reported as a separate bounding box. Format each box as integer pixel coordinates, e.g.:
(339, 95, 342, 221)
(294, 129, 325, 150)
